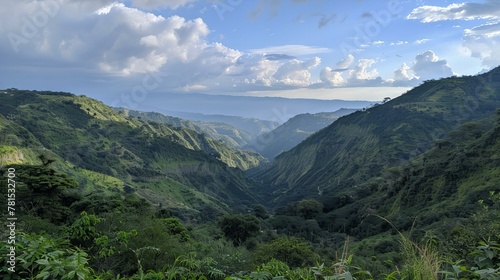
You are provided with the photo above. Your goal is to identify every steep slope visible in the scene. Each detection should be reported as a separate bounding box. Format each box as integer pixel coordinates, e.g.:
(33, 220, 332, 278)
(117, 109, 256, 148)
(0, 89, 264, 220)
(312, 111, 500, 239)
(246, 109, 358, 160)
(383, 113, 500, 225)
(255, 67, 500, 206)
(164, 111, 280, 136)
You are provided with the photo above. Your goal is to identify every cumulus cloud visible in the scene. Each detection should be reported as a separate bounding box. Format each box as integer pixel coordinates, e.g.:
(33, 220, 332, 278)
(320, 67, 345, 86)
(391, 50, 453, 86)
(413, 50, 453, 80)
(393, 63, 415, 81)
(319, 56, 384, 87)
(0, 0, 330, 94)
(346, 59, 384, 86)
(407, 0, 500, 68)
(334, 54, 355, 71)
(463, 22, 500, 67)
(272, 57, 321, 87)
(407, 2, 500, 23)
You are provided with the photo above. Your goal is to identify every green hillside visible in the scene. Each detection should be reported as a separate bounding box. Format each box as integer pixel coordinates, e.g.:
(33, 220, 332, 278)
(1, 75, 499, 279)
(0, 89, 264, 219)
(255, 67, 500, 207)
(246, 109, 358, 160)
(117, 108, 256, 149)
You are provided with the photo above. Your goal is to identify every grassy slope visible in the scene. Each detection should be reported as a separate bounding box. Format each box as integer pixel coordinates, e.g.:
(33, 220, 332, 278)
(246, 109, 358, 160)
(255, 67, 500, 207)
(115, 108, 267, 170)
(0, 89, 263, 219)
(118, 109, 255, 148)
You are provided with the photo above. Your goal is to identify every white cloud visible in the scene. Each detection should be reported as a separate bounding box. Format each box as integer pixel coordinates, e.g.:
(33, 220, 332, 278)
(349, 59, 380, 80)
(407, 1, 500, 68)
(320, 67, 345, 86)
(250, 44, 332, 56)
(0, 1, 331, 93)
(335, 54, 355, 70)
(414, 38, 430, 44)
(131, 0, 197, 10)
(391, 50, 453, 86)
(407, 2, 500, 23)
(463, 22, 500, 67)
(272, 57, 321, 87)
(319, 56, 384, 88)
(389, 40, 409, 46)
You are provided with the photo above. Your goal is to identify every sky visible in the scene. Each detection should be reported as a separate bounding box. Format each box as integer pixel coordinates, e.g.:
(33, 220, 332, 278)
(0, 0, 499, 105)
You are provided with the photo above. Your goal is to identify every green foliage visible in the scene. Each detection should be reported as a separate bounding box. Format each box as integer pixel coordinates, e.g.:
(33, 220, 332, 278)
(399, 234, 441, 280)
(257, 67, 500, 211)
(0, 233, 93, 280)
(163, 252, 226, 280)
(218, 214, 260, 246)
(1, 162, 80, 223)
(0, 88, 266, 220)
(297, 199, 324, 219)
(252, 237, 319, 268)
(159, 218, 190, 242)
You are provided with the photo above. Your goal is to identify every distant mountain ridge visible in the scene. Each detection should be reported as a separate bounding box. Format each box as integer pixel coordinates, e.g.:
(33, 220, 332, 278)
(246, 109, 358, 160)
(117, 108, 277, 148)
(127, 92, 373, 122)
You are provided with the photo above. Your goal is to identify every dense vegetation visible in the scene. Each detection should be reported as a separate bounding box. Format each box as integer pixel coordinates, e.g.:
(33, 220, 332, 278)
(256, 67, 500, 207)
(0, 89, 265, 220)
(116, 109, 258, 149)
(1, 65, 500, 279)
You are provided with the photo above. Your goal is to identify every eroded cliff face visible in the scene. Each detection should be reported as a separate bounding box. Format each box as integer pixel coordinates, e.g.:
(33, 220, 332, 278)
(0, 149, 24, 166)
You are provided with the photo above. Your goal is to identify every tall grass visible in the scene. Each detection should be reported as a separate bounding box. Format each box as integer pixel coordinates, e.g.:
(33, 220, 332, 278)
(399, 235, 441, 280)
(372, 215, 442, 280)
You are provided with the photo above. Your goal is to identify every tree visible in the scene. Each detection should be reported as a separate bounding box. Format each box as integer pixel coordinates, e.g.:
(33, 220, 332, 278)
(252, 237, 319, 268)
(297, 199, 324, 219)
(218, 214, 260, 246)
(253, 205, 269, 219)
(7, 162, 79, 223)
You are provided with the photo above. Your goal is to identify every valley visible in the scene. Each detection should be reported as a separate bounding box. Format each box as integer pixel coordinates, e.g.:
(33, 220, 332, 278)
(1, 67, 500, 279)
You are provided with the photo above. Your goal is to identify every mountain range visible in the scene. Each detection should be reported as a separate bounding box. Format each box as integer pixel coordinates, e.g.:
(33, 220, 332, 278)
(0, 89, 266, 221)
(255, 68, 500, 209)
(1, 66, 500, 239)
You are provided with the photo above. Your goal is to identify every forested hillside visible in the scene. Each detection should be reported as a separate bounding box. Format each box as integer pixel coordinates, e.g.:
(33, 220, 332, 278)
(116, 108, 258, 149)
(256, 67, 500, 207)
(0, 89, 265, 220)
(1, 67, 500, 279)
(246, 109, 358, 160)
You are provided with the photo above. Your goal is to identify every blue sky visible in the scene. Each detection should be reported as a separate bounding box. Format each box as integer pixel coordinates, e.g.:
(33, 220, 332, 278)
(0, 0, 499, 104)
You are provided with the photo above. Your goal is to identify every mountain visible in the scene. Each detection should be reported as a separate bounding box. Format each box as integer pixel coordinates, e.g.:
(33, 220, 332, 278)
(160, 110, 280, 137)
(0, 89, 266, 220)
(116, 109, 270, 148)
(246, 109, 358, 160)
(114, 92, 373, 122)
(380, 112, 500, 229)
(309, 111, 500, 240)
(255, 67, 500, 207)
